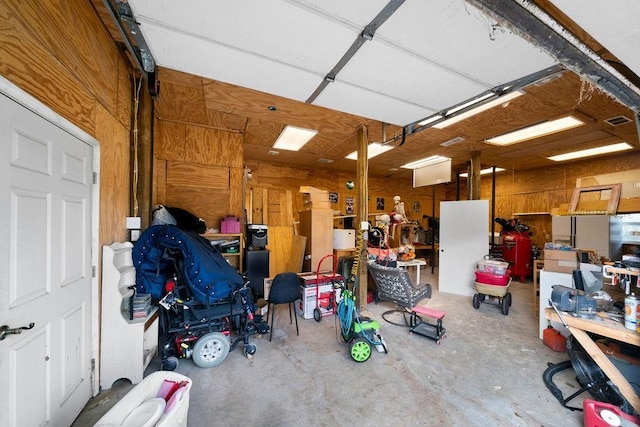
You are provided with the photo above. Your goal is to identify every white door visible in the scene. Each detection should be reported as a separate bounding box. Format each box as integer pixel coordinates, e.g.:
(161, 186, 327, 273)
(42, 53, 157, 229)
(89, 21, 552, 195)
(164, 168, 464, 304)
(0, 92, 94, 426)
(438, 200, 488, 296)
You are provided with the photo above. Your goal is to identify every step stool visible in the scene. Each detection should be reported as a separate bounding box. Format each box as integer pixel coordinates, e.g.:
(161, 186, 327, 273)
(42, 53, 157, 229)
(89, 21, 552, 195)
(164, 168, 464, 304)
(409, 305, 446, 345)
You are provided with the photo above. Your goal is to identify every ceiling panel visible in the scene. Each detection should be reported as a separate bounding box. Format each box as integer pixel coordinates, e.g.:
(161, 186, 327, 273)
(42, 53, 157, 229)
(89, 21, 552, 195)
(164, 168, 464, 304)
(376, 1, 557, 86)
(550, 0, 640, 79)
(128, 0, 558, 126)
(107, 0, 639, 178)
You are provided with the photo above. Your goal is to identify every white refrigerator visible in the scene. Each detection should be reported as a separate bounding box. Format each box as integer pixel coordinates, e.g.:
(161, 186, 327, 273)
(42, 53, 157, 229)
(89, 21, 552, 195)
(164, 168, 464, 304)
(552, 215, 622, 260)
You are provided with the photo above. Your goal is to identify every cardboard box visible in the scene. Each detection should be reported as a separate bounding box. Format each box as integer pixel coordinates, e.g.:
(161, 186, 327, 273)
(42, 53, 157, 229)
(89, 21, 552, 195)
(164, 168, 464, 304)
(333, 229, 355, 250)
(544, 250, 578, 274)
(295, 283, 341, 319)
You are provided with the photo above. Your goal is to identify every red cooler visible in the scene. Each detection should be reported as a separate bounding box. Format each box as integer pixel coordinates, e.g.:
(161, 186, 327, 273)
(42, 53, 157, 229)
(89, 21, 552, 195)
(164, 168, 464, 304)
(502, 232, 532, 282)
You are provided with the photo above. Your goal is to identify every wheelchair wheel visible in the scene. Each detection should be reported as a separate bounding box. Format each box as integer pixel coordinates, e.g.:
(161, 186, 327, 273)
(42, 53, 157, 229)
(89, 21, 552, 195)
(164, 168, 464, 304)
(350, 338, 371, 362)
(192, 332, 230, 368)
(243, 343, 257, 358)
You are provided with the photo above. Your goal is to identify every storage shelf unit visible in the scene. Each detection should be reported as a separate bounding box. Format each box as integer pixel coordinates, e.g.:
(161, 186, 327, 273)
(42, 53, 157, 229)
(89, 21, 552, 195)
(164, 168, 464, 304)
(100, 242, 158, 390)
(202, 233, 244, 271)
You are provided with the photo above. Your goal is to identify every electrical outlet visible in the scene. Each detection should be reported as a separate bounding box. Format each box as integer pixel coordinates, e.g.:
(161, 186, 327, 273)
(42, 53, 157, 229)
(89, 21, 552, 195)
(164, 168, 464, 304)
(126, 217, 141, 230)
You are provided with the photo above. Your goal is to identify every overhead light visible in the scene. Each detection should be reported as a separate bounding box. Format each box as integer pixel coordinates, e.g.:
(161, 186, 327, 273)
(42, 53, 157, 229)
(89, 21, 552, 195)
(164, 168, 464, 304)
(401, 155, 450, 169)
(345, 142, 394, 160)
(433, 91, 525, 129)
(460, 167, 506, 177)
(272, 125, 318, 151)
(486, 115, 584, 146)
(547, 142, 633, 162)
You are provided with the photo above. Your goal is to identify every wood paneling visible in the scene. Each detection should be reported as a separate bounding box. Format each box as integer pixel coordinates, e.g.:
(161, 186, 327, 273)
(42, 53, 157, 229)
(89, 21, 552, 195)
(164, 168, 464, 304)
(166, 162, 229, 190)
(0, 1, 135, 250)
(96, 103, 130, 245)
(0, 2, 97, 135)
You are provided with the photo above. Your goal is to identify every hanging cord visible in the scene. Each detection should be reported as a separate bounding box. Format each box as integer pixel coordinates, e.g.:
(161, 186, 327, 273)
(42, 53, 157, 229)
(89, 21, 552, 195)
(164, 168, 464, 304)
(132, 75, 143, 217)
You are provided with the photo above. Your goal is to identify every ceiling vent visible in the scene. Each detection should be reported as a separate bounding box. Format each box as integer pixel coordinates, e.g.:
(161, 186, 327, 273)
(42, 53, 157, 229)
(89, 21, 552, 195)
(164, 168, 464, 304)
(268, 150, 280, 156)
(318, 158, 334, 163)
(604, 115, 632, 126)
(440, 137, 465, 147)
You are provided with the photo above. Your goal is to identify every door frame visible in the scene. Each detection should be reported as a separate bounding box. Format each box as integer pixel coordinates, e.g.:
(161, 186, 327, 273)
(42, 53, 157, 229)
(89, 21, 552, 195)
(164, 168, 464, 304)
(0, 75, 101, 395)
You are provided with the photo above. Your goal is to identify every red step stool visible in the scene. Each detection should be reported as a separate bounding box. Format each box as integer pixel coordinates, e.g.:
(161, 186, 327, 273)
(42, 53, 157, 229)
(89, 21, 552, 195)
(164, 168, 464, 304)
(409, 305, 446, 345)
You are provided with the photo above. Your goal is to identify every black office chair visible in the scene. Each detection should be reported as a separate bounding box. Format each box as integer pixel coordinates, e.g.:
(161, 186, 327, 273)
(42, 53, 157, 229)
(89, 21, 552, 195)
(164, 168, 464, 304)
(267, 272, 300, 341)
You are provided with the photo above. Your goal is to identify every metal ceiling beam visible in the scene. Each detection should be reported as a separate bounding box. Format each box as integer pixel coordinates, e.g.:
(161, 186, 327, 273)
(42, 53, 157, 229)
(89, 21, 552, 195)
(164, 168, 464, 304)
(306, 0, 406, 104)
(102, 0, 160, 97)
(466, 0, 640, 113)
(405, 64, 565, 137)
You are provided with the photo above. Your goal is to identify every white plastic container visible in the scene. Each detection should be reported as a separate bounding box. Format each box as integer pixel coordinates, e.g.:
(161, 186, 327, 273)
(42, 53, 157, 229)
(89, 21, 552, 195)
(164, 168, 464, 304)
(477, 259, 509, 275)
(333, 229, 355, 249)
(95, 371, 192, 427)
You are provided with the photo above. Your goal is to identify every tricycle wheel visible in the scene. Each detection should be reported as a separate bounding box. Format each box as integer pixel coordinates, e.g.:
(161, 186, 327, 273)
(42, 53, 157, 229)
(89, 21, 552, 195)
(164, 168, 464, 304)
(313, 307, 322, 322)
(350, 339, 371, 362)
(472, 294, 480, 309)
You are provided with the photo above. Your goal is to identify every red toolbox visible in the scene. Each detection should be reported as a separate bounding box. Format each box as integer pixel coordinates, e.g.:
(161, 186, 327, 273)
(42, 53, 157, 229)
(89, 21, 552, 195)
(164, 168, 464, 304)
(474, 270, 511, 286)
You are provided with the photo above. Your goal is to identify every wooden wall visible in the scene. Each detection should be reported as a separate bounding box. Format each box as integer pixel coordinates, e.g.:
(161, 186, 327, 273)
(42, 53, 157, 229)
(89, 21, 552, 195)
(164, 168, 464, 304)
(0, 1, 134, 247)
(448, 152, 640, 249)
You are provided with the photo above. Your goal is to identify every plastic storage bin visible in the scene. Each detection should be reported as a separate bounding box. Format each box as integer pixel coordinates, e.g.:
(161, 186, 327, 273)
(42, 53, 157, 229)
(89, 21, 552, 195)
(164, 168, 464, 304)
(474, 270, 511, 286)
(477, 259, 509, 275)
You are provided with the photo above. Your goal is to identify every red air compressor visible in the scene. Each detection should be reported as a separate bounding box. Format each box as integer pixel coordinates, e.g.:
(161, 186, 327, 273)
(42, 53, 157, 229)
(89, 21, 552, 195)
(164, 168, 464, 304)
(502, 232, 532, 282)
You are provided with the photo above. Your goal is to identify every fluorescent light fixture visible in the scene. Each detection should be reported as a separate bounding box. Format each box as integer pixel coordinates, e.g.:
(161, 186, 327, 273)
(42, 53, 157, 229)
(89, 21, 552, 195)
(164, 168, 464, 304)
(433, 91, 524, 129)
(547, 142, 633, 162)
(460, 167, 506, 177)
(273, 125, 318, 151)
(345, 142, 394, 160)
(486, 115, 584, 146)
(401, 155, 450, 169)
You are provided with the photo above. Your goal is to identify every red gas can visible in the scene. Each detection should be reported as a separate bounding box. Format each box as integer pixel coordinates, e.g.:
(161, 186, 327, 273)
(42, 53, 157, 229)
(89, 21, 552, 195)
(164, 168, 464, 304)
(543, 326, 566, 352)
(502, 232, 532, 282)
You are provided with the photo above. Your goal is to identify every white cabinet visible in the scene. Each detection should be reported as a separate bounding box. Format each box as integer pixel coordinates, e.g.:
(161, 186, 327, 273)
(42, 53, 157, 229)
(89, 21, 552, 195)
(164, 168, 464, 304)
(538, 270, 573, 339)
(100, 242, 158, 390)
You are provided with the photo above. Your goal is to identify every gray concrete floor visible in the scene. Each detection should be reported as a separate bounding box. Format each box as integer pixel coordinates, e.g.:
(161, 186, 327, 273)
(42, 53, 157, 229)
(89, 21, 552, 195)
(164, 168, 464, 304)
(74, 270, 587, 426)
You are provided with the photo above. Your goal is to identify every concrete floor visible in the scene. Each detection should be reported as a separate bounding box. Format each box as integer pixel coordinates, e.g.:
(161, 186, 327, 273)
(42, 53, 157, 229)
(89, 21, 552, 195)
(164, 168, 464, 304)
(73, 270, 587, 426)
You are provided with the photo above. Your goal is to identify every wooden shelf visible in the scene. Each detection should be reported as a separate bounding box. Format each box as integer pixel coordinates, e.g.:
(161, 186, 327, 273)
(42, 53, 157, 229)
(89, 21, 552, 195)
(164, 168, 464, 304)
(201, 233, 244, 271)
(513, 212, 550, 216)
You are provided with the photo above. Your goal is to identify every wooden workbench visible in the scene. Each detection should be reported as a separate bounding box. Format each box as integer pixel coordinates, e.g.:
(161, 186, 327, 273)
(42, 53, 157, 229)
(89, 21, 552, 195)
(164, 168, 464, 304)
(544, 307, 640, 412)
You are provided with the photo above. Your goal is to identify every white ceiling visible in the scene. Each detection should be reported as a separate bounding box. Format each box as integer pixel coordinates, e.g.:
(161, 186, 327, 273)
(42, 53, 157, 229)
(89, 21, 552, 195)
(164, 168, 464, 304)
(550, 0, 640, 80)
(127, 0, 563, 127)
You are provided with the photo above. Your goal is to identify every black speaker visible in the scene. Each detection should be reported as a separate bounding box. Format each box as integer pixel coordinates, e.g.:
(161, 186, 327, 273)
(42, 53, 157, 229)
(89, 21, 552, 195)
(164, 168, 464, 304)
(245, 249, 270, 298)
